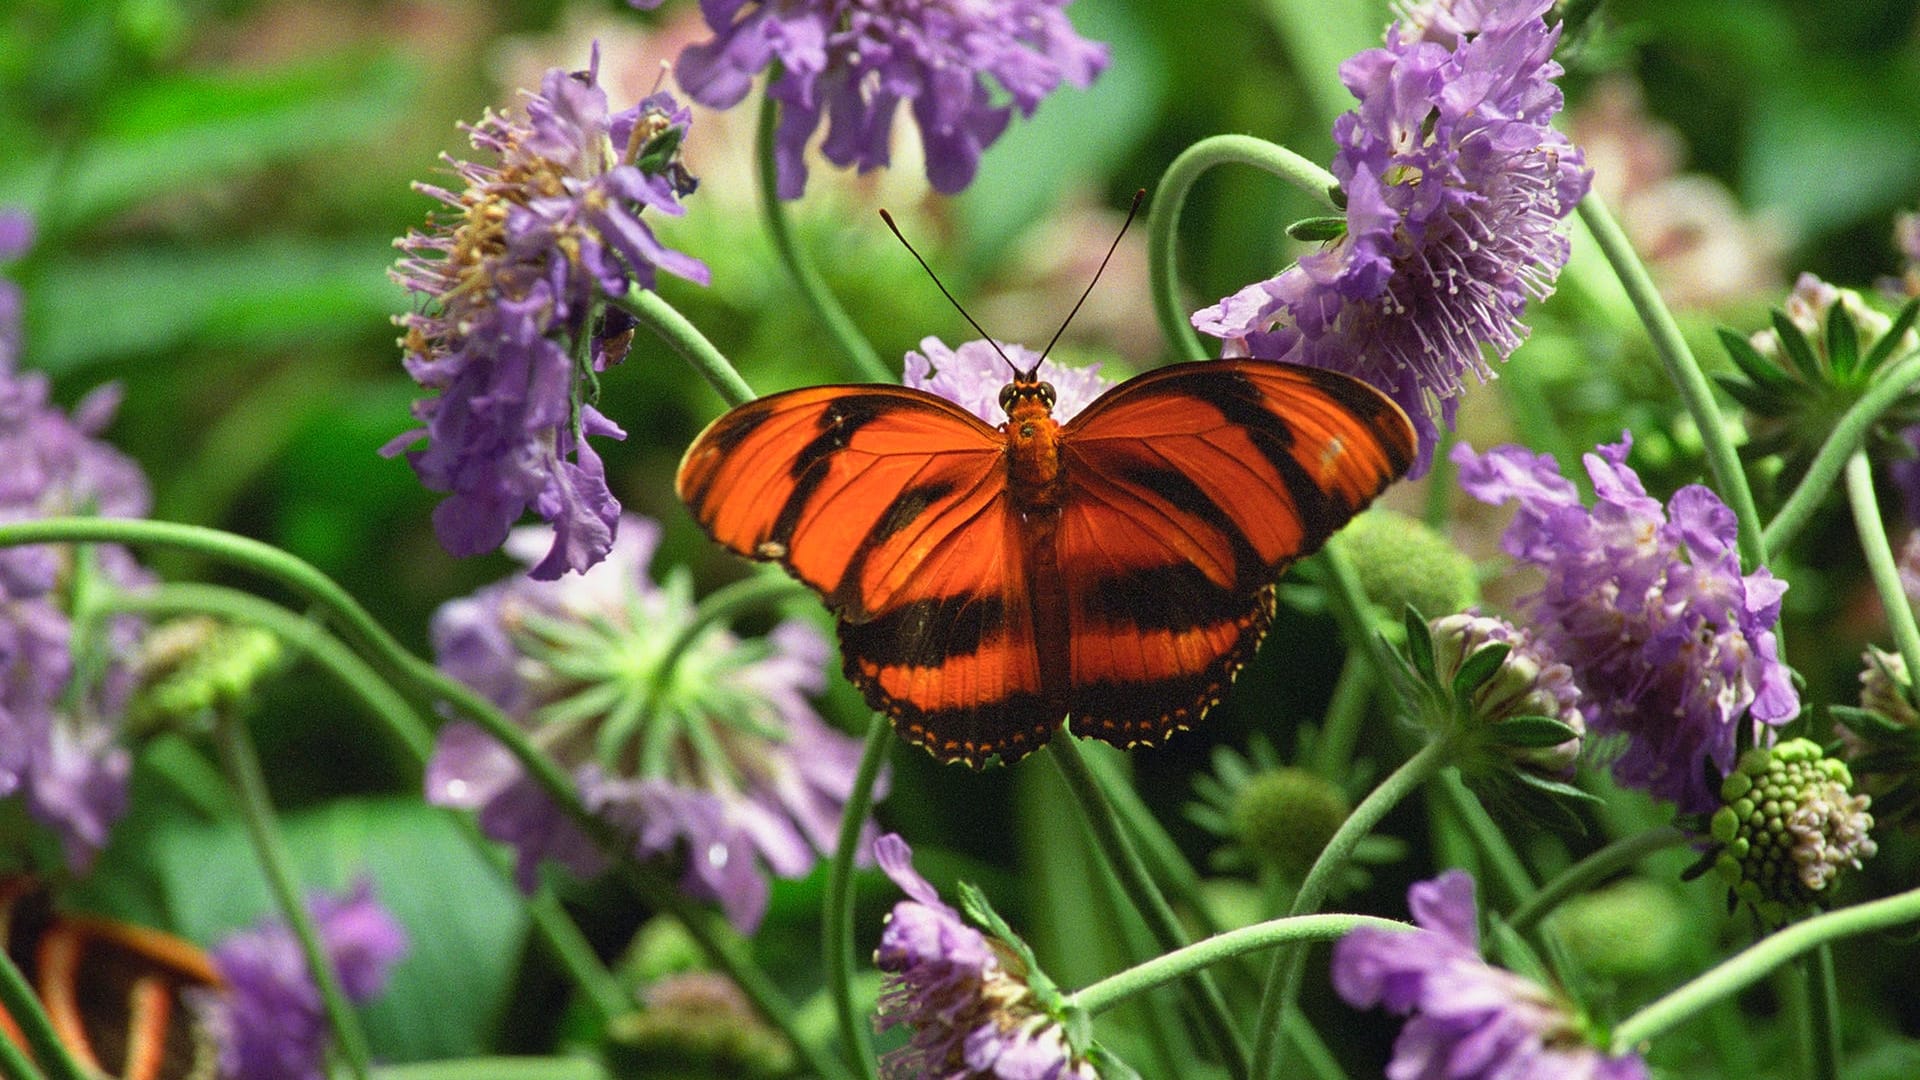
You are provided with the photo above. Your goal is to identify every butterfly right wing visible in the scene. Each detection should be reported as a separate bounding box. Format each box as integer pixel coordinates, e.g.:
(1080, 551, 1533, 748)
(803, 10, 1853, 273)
(677, 385, 1056, 765)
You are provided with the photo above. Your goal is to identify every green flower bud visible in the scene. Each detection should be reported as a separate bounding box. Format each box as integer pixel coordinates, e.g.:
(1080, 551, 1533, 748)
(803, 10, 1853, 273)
(1710, 739, 1877, 924)
(1548, 879, 1691, 979)
(1230, 767, 1350, 881)
(1428, 613, 1585, 779)
(130, 617, 284, 733)
(1341, 510, 1478, 627)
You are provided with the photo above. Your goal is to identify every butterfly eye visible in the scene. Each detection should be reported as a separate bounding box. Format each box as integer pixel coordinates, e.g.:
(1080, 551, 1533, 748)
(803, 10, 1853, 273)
(998, 384, 1017, 414)
(1038, 382, 1056, 408)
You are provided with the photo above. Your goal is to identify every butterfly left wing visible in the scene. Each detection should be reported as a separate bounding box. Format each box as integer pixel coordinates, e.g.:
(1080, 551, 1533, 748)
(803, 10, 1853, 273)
(1056, 359, 1415, 748)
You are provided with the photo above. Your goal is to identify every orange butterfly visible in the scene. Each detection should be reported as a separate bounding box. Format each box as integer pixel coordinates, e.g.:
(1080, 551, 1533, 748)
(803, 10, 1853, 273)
(677, 353, 1415, 767)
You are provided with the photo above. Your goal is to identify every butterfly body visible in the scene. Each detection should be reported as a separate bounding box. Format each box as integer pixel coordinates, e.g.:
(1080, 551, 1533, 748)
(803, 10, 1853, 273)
(678, 359, 1415, 767)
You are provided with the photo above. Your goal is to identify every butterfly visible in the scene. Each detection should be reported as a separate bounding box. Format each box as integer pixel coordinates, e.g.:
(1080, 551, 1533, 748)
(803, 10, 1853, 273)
(1, 877, 221, 1080)
(677, 353, 1416, 767)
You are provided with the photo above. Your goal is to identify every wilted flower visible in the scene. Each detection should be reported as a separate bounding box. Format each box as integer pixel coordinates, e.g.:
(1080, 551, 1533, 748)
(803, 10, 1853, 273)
(903, 336, 1114, 423)
(1193, 0, 1590, 475)
(1708, 739, 1876, 924)
(425, 514, 879, 932)
(670, 0, 1107, 198)
(201, 878, 407, 1080)
(1454, 435, 1798, 813)
(388, 52, 708, 580)
(0, 340, 153, 869)
(1333, 870, 1648, 1080)
(872, 834, 1097, 1080)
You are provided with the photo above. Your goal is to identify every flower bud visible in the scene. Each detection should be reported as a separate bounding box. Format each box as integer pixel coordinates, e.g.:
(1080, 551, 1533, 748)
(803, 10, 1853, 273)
(1428, 613, 1585, 779)
(1230, 767, 1351, 881)
(1342, 510, 1478, 629)
(1547, 879, 1690, 979)
(130, 617, 283, 733)
(1709, 739, 1877, 924)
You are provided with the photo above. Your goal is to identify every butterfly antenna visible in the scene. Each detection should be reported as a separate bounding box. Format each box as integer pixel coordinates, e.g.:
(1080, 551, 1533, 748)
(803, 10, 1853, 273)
(1038, 188, 1146, 366)
(878, 208, 1021, 377)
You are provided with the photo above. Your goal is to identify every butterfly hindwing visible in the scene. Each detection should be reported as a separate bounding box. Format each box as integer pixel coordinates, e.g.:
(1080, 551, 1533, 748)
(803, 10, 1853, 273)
(1057, 360, 1415, 748)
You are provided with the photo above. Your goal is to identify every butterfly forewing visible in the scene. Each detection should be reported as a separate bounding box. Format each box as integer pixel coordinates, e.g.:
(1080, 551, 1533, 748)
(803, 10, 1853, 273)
(1057, 361, 1416, 749)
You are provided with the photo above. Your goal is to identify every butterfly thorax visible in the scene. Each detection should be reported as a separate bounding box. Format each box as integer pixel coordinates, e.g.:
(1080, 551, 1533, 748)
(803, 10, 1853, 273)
(1000, 381, 1065, 511)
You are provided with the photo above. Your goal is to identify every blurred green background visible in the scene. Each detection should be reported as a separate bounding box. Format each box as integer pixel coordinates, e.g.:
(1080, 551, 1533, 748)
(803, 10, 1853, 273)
(3, 0, 1919, 1075)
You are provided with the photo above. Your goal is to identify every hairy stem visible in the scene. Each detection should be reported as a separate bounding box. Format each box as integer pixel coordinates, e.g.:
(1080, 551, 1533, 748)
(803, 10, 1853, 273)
(1845, 451, 1920, 686)
(825, 715, 893, 1080)
(1764, 349, 1920, 557)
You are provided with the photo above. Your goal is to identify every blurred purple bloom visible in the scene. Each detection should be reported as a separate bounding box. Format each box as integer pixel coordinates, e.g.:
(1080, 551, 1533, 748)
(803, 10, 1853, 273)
(389, 53, 708, 580)
(903, 336, 1114, 424)
(425, 515, 882, 932)
(203, 878, 407, 1080)
(1193, 0, 1590, 475)
(671, 0, 1107, 198)
(0, 209, 31, 369)
(872, 834, 1094, 1080)
(1334, 870, 1648, 1080)
(1454, 436, 1798, 813)
(0, 339, 152, 869)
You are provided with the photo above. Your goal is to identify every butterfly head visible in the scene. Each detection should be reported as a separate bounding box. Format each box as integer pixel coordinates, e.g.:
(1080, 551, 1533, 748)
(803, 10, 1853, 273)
(997, 376, 1056, 421)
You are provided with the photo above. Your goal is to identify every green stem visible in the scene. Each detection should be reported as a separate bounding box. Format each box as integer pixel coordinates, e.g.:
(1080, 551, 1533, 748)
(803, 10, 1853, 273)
(1576, 194, 1766, 574)
(1311, 652, 1372, 780)
(612, 290, 756, 408)
(214, 714, 374, 1080)
(1281, 1007, 1350, 1080)
(524, 891, 631, 1027)
(1250, 737, 1454, 1080)
(1079, 744, 1207, 903)
(755, 88, 890, 384)
(1315, 535, 1398, 679)
(1047, 737, 1250, 1078)
(1612, 884, 1920, 1053)
(1806, 946, 1843, 1080)
(1149, 135, 1341, 363)
(1436, 772, 1534, 909)
(369, 1058, 609, 1080)
(1844, 451, 1920, 684)
(0, 1028, 44, 1080)
(0, 951, 79, 1080)
(1071, 914, 1409, 1015)
(1507, 825, 1690, 936)
(825, 715, 893, 1080)
(1764, 349, 1920, 557)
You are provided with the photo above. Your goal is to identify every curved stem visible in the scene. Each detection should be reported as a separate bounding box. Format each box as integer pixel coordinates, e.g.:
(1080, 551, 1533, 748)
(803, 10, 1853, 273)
(825, 715, 893, 1080)
(1806, 945, 1843, 1080)
(0, 1028, 44, 1080)
(1150, 135, 1341, 363)
(1611, 884, 1920, 1053)
(755, 89, 890, 384)
(1507, 825, 1690, 936)
(1071, 914, 1410, 1015)
(1764, 349, 1920, 557)
(1311, 652, 1372, 780)
(1576, 194, 1766, 575)
(370, 1059, 609, 1080)
(0, 951, 80, 1080)
(214, 714, 374, 1080)
(1048, 737, 1250, 1078)
(1436, 771, 1534, 908)
(1845, 451, 1920, 685)
(1250, 737, 1454, 1080)
(613, 289, 756, 408)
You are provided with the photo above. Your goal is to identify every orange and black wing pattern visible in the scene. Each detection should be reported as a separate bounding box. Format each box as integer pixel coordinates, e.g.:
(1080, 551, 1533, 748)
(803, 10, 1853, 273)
(677, 385, 1054, 765)
(1056, 360, 1415, 749)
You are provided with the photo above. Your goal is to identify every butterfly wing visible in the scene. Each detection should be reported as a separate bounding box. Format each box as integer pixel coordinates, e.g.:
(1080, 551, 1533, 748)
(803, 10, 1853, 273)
(677, 386, 1056, 766)
(1056, 360, 1416, 748)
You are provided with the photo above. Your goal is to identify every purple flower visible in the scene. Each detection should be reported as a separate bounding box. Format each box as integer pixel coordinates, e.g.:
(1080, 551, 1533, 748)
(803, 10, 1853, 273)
(671, 0, 1107, 198)
(1193, 0, 1590, 475)
(903, 336, 1114, 424)
(425, 514, 882, 932)
(202, 878, 407, 1080)
(872, 834, 1094, 1080)
(0, 209, 31, 369)
(1335, 870, 1648, 1080)
(1454, 435, 1799, 813)
(0, 343, 152, 869)
(388, 52, 709, 580)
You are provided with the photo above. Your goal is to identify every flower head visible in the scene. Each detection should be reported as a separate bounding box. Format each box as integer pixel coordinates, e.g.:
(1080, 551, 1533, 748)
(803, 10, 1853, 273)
(1428, 611, 1586, 780)
(872, 834, 1096, 1080)
(389, 53, 708, 580)
(1454, 436, 1798, 813)
(201, 878, 407, 1080)
(1333, 870, 1648, 1080)
(903, 336, 1114, 424)
(1708, 739, 1877, 924)
(671, 0, 1107, 198)
(1193, 0, 1590, 475)
(425, 514, 880, 932)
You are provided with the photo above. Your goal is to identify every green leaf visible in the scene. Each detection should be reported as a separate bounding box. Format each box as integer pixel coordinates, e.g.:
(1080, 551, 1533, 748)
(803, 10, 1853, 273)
(1826, 704, 1909, 739)
(1770, 309, 1825, 383)
(1827, 301, 1862, 382)
(1403, 604, 1436, 684)
(1716, 326, 1796, 391)
(1713, 372, 1783, 413)
(1285, 215, 1347, 242)
(1487, 715, 1582, 748)
(1512, 771, 1604, 806)
(1864, 296, 1920, 373)
(1450, 642, 1511, 701)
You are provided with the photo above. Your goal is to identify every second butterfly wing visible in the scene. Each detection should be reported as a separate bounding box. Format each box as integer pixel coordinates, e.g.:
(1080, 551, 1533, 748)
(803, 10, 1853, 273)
(1055, 360, 1416, 748)
(677, 385, 1054, 764)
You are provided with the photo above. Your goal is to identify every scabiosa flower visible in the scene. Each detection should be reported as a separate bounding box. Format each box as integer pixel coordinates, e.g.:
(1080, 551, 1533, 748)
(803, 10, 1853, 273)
(388, 52, 709, 580)
(903, 336, 1114, 424)
(670, 0, 1108, 198)
(1192, 0, 1590, 475)
(1334, 870, 1649, 1080)
(1427, 611, 1586, 781)
(201, 878, 407, 1080)
(872, 834, 1098, 1080)
(425, 514, 880, 932)
(1454, 436, 1799, 813)
(1708, 739, 1876, 924)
